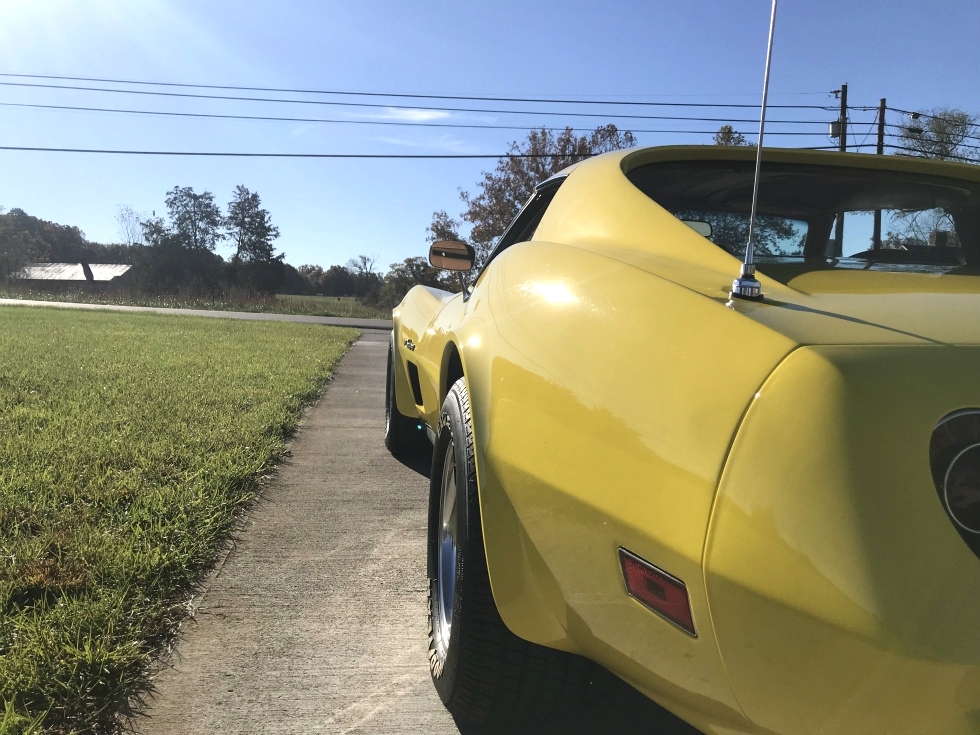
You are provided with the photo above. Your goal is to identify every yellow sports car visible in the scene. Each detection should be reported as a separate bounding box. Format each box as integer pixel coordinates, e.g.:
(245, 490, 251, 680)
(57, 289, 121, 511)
(385, 145, 980, 735)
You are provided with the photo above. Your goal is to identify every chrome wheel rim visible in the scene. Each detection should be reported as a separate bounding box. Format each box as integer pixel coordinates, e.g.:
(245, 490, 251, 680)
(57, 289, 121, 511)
(436, 441, 458, 658)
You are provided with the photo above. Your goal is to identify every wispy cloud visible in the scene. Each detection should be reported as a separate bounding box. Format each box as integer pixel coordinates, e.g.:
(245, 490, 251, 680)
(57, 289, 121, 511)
(373, 108, 452, 122)
(376, 133, 475, 153)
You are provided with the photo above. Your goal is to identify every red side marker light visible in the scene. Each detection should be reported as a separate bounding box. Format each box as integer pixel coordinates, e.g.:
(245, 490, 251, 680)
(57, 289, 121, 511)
(619, 548, 696, 637)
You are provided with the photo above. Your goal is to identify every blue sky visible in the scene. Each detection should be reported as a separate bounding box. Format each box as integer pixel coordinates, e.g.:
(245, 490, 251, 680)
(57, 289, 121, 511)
(1, 0, 978, 273)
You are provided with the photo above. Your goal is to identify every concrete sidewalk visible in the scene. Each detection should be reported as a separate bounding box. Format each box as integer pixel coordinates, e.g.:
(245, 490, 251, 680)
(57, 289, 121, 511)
(0, 298, 392, 330)
(132, 331, 455, 734)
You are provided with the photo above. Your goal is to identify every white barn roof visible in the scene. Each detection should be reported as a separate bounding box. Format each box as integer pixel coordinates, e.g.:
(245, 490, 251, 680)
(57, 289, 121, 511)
(15, 263, 132, 281)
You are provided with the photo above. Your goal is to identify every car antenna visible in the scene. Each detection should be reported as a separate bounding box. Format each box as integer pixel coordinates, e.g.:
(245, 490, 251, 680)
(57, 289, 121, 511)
(730, 0, 778, 303)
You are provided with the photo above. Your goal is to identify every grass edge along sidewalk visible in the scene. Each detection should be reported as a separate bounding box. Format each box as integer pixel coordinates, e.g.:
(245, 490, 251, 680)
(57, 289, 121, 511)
(0, 288, 390, 321)
(0, 306, 358, 734)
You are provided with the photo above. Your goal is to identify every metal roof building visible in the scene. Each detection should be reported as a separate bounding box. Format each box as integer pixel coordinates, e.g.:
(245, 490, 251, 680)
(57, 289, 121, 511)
(14, 263, 132, 282)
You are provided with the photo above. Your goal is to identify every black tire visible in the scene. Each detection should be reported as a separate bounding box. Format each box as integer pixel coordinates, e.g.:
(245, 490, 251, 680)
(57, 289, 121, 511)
(385, 335, 429, 459)
(428, 376, 594, 726)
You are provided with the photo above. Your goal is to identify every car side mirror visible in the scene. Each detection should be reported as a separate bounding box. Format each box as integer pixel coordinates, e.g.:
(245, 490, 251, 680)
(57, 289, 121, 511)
(429, 240, 475, 271)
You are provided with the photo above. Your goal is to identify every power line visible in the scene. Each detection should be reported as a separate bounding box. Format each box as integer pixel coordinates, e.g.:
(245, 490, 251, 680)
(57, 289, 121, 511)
(0, 81, 851, 125)
(853, 107, 878, 149)
(883, 122, 980, 146)
(0, 101, 837, 137)
(7, 143, 967, 159)
(0, 72, 845, 111)
(886, 105, 980, 122)
(0, 146, 623, 158)
(881, 143, 979, 163)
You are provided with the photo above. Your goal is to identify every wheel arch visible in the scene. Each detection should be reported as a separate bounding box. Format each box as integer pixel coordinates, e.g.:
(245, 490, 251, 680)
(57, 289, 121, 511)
(441, 341, 465, 409)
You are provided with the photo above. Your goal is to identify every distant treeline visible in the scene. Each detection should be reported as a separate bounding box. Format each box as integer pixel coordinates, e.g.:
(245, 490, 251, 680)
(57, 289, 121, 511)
(0, 207, 288, 294)
(0, 207, 460, 307)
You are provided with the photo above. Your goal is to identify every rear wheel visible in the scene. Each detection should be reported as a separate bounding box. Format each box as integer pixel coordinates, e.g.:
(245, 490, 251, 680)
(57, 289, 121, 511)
(385, 335, 429, 459)
(428, 376, 593, 726)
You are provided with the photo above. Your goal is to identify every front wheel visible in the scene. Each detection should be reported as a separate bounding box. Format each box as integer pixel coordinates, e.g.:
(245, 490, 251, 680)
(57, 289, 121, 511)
(427, 377, 592, 725)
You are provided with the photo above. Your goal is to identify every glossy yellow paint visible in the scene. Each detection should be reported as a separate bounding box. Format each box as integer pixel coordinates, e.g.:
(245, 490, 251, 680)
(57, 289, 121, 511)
(392, 147, 980, 734)
(706, 345, 980, 735)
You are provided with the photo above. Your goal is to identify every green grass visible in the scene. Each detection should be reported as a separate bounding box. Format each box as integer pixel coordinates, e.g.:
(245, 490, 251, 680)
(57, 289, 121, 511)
(0, 286, 391, 321)
(273, 293, 389, 319)
(0, 307, 358, 734)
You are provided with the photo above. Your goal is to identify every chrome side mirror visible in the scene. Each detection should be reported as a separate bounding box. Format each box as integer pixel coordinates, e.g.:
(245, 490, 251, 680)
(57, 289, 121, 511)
(429, 240, 475, 271)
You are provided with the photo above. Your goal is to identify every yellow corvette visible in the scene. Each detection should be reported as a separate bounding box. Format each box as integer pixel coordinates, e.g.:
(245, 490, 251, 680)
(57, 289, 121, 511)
(385, 145, 980, 734)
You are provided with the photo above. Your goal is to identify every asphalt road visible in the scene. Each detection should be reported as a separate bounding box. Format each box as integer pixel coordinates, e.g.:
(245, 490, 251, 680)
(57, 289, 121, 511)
(131, 331, 700, 735)
(0, 298, 392, 330)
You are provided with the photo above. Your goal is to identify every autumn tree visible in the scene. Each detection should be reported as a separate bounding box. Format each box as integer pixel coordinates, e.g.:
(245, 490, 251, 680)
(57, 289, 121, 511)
(897, 108, 979, 161)
(714, 125, 752, 146)
(226, 185, 281, 263)
(426, 210, 463, 243)
(439, 124, 636, 266)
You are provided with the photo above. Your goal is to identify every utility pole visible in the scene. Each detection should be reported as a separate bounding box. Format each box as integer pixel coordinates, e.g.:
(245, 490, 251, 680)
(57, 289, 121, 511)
(833, 83, 848, 255)
(873, 98, 886, 248)
(838, 83, 848, 154)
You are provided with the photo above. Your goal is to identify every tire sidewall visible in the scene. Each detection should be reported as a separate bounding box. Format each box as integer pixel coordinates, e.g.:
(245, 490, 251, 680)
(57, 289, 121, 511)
(384, 336, 397, 445)
(428, 380, 475, 704)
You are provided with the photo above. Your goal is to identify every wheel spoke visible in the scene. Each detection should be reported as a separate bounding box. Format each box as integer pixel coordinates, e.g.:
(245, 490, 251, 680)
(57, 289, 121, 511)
(437, 442, 459, 657)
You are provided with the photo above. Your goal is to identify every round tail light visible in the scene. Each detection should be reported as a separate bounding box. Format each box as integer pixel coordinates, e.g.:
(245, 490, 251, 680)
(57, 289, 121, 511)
(930, 410, 980, 557)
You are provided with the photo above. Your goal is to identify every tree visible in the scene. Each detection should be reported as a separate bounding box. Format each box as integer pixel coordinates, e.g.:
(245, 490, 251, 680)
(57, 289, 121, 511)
(674, 210, 798, 257)
(714, 125, 752, 146)
(897, 108, 979, 162)
(140, 215, 178, 248)
(426, 210, 463, 243)
(457, 124, 637, 264)
(226, 185, 281, 263)
(115, 205, 145, 245)
(378, 256, 455, 308)
(139, 209, 225, 292)
(164, 186, 224, 251)
(0, 211, 50, 279)
(0, 207, 91, 262)
(346, 254, 378, 275)
(321, 264, 357, 296)
(296, 264, 325, 293)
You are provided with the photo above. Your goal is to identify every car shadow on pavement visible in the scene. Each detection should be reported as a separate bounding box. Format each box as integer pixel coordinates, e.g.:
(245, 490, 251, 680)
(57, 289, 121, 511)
(454, 665, 703, 735)
(395, 450, 433, 479)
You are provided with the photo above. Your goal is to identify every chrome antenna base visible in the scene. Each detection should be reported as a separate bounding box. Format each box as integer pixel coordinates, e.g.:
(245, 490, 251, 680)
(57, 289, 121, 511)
(730, 263, 763, 301)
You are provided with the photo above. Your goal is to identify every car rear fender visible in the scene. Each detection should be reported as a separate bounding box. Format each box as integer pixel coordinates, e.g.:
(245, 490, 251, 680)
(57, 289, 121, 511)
(705, 344, 980, 735)
(463, 239, 797, 731)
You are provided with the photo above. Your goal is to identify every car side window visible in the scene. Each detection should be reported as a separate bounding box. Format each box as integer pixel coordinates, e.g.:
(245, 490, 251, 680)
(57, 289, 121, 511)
(480, 178, 564, 272)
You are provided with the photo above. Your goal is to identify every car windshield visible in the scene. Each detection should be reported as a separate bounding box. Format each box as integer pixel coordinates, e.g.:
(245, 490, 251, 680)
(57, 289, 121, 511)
(627, 160, 980, 271)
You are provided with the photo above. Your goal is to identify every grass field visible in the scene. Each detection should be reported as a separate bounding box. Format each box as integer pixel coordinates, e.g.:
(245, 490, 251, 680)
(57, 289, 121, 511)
(0, 286, 391, 321)
(0, 306, 358, 734)
(273, 293, 389, 319)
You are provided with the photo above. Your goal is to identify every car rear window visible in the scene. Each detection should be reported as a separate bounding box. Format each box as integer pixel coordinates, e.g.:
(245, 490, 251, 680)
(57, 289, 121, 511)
(627, 160, 980, 270)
